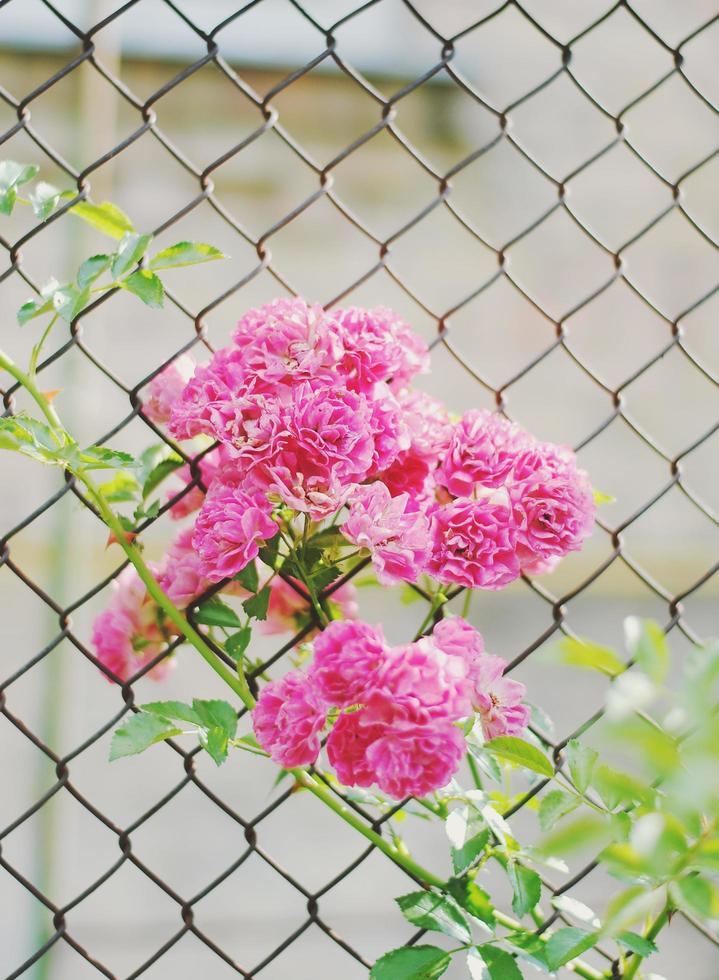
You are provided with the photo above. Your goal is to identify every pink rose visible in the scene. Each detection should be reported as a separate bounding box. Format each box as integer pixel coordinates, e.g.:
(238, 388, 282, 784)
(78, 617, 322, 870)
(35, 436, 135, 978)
(365, 722, 464, 798)
(193, 482, 278, 582)
(144, 353, 196, 424)
(372, 639, 474, 722)
(309, 620, 387, 707)
(333, 306, 430, 391)
(510, 444, 595, 568)
(232, 297, 343, 386)
(430, 616, 485, 674)
(252, 670, 326, 767)
(341, 482, 430, 585)
(427, 496, 521, 590)
(440, 409, 531, 496)
(326, 710, 386, 788)
(91, 566, 174, 683)
(472, 655, 530, 740)
(158, 528, 213, 608)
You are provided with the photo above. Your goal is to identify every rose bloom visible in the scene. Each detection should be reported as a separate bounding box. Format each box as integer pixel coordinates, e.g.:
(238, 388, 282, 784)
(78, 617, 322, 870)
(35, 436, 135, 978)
(237, 383, 376, 519)
(510, 444, 595, 569)
(326, 711, 386, 788)
(426, 496, 521, 590)
(166, 447, 227, 520)
(158, 528, 214, 608)
(193, 481, 277, 582)
(397, 387, 453, 461)
(341, 482, 430, 585)
(168, 347, 261, 442)
(232, 297, 343, 386)
(252, 670, 326, 767)
(430, 616, 485, 675)
(91, 566, 174, 683)
(333, 306, 430, 391)
(310, 620, 387, 707)
(143, 352, 195, 424)
(372, 639, 474, 722)
(440, 409, 531, 496)
(261, 574, 358, 636)
(365, 721, 465, 799)
(472, 654, 530, 740)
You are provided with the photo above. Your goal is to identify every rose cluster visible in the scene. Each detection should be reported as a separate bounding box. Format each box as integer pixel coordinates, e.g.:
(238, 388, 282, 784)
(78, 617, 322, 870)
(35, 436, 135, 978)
(253, 616, 529, 799)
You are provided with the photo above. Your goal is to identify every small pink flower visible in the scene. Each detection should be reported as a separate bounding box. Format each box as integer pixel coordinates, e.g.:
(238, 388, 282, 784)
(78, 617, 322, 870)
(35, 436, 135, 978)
(158, 528, 213, 608)
(168, 347, 257, 442)
(372, 639, 474, 722)
(430, 616, 485, 674)
(143, 353, 196, 424)
(375, 450, 434, 503)
(232, 297, 343, 386)
(510, 444, 595, 568)
(440, 409, 532, 496)
(341, 482, 430, 585)
(193, 482, 277, 582)
(472, 655, 530, 740)
(334, 306, 430, 390)
(252, 670, 326, 767)
(365, 721, 465, 799)
(398, 387, 453, 462)
(309, 620, 387, 707)
(365, 382, 410, 478)
(91, 567, 174, 683)
(427, 496, 520, 590)
(326, 711, 386, 788)
(238, 383, 376, 519)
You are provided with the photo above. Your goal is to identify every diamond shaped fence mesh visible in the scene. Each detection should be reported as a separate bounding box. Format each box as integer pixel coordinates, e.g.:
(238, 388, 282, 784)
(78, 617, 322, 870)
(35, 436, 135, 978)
(1, 1, 718, 978)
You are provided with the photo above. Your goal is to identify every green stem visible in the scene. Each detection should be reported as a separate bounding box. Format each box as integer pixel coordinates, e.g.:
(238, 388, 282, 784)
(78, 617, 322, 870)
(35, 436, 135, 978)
(622, 903, 671, 980)
(83, 475, 254, 708)
(278, 527, 328, 626)
(0, 348, 62, 428)
(413, 591, 446, 640)
(30, 313, 59, 377)
(461, 588, 473, 619)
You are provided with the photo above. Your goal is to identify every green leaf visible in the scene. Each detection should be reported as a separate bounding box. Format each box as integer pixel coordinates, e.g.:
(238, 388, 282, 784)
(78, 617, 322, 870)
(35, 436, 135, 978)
(693, 838, 719, 873)
(547, 637, 626, 677)
(29, 180, 61, 220)
(616, 932, 658, 957)
(77, 253, 112, 288)
(234, 562, 259, 593)
(592, 764, 653, 810)
(258, 533, 281, 569)
(603, 887, 660, 935)
(545, 927, 598, 970)
(507, 862, 541, 918)
(225, 626, 252, 660)
(505, 931, 551, 973)
(446, 805, 490, 873)
(192, 698, 238, 766)
(70, 198, 135, 238)
(370, 946, 451, 980)
(243, 585, 271, 621)
(194, 597, 243, 629)
(142, 455, 184, 499)
(396, 890, 471, 944)
(17, 293, 55, 326)
(111, 232, 153, 278)
(148, 241, 226, 270)
(484, 736, 554, 777)
(473, 945, 524, 980)
(0, 161, 39, 215)
(538, 790, 580, 831)
(670, 874, 719, 920)
(52, 284, 91, 323)
(540, 814, 612, 857)
(123, 268, 164, 308)
(447, 877, 495, 927)
(109, 713, 181, 760)
(140, 700, 203, 726)
(624, 617, 669, 684)
(452, 830, 490, 875)
(566, 739, 598, 794)
(0, 415, 63, 464)
(310, 564, 341, 591)
(98, 470, 140, 503)
(77, 445, 138, 470)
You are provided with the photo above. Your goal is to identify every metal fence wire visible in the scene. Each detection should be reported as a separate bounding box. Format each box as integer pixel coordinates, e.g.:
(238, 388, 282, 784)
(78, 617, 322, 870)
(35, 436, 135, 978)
(1, 0, 718, 977)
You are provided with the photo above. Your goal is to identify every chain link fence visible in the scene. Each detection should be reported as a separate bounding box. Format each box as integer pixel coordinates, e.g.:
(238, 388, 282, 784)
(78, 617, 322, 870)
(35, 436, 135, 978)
(1, 1, 718, 977)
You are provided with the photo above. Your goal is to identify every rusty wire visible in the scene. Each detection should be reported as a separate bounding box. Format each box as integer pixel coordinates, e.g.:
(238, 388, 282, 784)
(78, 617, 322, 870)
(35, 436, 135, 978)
(1, 0, 718, 977)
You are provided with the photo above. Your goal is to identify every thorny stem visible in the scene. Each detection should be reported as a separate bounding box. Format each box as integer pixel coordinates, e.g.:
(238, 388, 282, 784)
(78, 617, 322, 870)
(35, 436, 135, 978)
(621, 903, 671, 980)
(2, 345, 604, 980)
